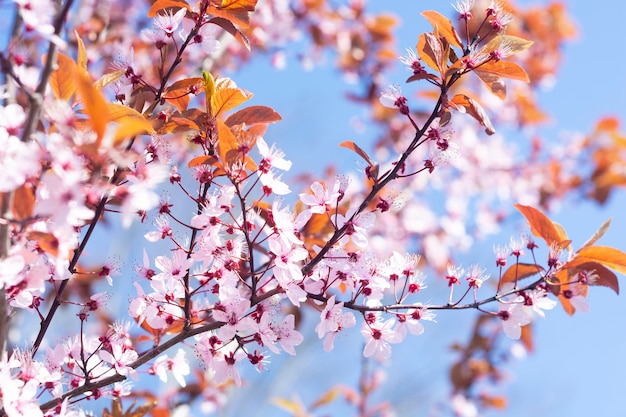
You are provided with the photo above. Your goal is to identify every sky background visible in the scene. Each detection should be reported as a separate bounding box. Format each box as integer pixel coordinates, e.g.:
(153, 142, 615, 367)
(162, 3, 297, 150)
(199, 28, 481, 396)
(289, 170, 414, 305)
(211, 1, 626, 416)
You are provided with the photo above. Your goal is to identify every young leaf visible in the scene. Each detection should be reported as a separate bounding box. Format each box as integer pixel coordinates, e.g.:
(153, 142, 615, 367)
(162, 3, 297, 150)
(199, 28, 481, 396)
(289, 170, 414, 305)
(216, 120, 239, 166)
(75, 71, 109, 144)
(211, 87, 253, 117)
(417, 32, 444, 75)
(207, 0, 257, 28)
(450, 94, 496, 135)
(514, 204, 566, 246)
(474, 71, 507, 100)
(573, 246, 626, 275)
(12, 183, 35, 221)
(94, 69, 126, 91)
(475, 61, 530, 83)
(208, 17, 251, 50)
(147, 0, 190, 17)
(340, 141, 374, 166)
(75, 31, 88, 74)
(500, 263, 544, 283)
(421, 10, 463, 49)
(225, 105, 282, 127)
(48, 53, 78, 101)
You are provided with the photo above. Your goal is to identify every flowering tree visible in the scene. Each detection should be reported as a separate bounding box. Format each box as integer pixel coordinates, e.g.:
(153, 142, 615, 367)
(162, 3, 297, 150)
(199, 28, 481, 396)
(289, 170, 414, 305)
(1, 0, 625, 416)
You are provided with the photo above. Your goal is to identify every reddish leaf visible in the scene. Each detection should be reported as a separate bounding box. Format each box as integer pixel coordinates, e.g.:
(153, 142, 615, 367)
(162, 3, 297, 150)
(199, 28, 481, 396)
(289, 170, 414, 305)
(570, 262, 619, 295)
(207, 0, 257, 28)
(225, 105, 282, 127)
(188, 155, 219, 168)
(28, 231, 60, 257)
(573, 246, 626, 276)
(208, 17, 251, 50)
(474, 71, 507, 100)
(406, 72, 439, 84)
(421, 10, 462, 49)
(48, 53, 77, 101)
(500, 263, 544, 284)
(417, 32, 445, 75)
(216, 120, 239, 165)
(211, 87, 253, 117)
(147, 0, 190, 17)
(164, 77, 204, 112)
(450, 94, 496, 135)
(514, 204, 566, 246)
(340, 141, 374, 166)
(75, 71, 108, 144)
(475, 61, 530, 83)
(12, 183, 35, 221)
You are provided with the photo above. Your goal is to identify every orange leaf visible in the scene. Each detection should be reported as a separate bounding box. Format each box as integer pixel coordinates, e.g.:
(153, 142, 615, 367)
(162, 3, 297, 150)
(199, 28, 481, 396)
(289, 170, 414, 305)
(48, 53, 77, 101)
(519, 323, 533, 353)
(450, 94, 495, 135)
(500, 263, 543, 284)
(211, 87, 252, 117)
(28, 231, 60, 257)
(207, 0, 257, 28)
(163, 78, 203, 112)
(417, 32, 445, 76)
(475, 61, 530, 82)
(113, 116, 155, 145)
(225, 105, 282, 127)
(208, 17, 251, 50)
(421, 10, 462, 49)
(569, 262, 619, 295)
(12, 183, 35, 221)
(94, 69, 126, 90)
(75, 71, 108, 144)
(474, 71, 507, 100)
(188, 155, 219, 168)
(311, 388, 340, 409)
(75, 31, 88, 74)
(340, 141, 374, 166)
(147, 0, 190, 17)
(573, 246, 626, 276)
(514, 204, 566, 246)
(216, 120, 239, 165)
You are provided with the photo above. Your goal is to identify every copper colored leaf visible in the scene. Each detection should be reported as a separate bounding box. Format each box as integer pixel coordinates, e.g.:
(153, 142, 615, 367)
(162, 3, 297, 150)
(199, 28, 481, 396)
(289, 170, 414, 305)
(340, 141, 374, 166)
(208, 17, 251, 50)
(450, 94, 495, 135)
(211, 87, 252, 117)
(574, 246, 626, 276)
(216, 120, 239, 165)
(75, 31, 88, 74)
(188, 155, 219, 168)
(12, 183, 35, 221)
(94, 69, 126, 90)
(514, 204, 566, 246)
(113, 116, 155, 145)
(207, 0, 257, 28)
(421, 10, 462, 49)
(474, 71, 507, 100)
(225, 105, 282, 127)
(48, 52, 77, 101)
(406, 72, 439, 84)
(28, 231, 59, 257)
(483, 35, 533, 57)
(571, 262, 620, 295)
(147, 0, 190, 17)
(75, 71, 108, 143)
(500, 263, 543, 284)
(475, 61, 530, 82)
(417, 32, 444, 75)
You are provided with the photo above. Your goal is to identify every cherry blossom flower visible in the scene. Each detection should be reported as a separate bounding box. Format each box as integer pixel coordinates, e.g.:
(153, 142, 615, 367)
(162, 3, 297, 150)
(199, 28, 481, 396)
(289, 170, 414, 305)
(99, 344, 139, 380)
(0, 129, 41, 192)
(379, 84, 408, 114)
(497, 302, 532, 339)
(361, 317, 403, 360)
(452, 0, 475, 21)
(154, 8, 186, 37)
(180, 19, 221, 54)
(152, 349, 190, 387)
(521, 288, 557, 318)
(213, 286, 255, 340)
(299, 180, 341, 215)
(314, 295, 355, 350)
(398, 48, 425, 74)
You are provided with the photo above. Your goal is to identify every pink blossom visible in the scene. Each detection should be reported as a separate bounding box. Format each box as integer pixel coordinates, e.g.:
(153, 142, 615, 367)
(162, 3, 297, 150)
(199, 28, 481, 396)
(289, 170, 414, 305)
(152, 348, 190, 387)
(497, 302, 532, 339)
(361, 317, 403, 360)
(299, 180, 341, 215)
(99, 344, 139, 380)
(315, 295, 356, 351)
